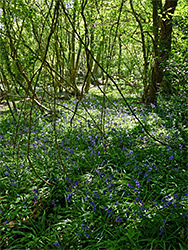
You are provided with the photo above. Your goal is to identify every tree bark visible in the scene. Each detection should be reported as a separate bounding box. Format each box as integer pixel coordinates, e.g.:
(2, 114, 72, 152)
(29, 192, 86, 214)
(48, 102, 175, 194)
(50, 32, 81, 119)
(142, 0, 160, 104)
(158, 0, 178, 93)
(143, 0, 178, 103)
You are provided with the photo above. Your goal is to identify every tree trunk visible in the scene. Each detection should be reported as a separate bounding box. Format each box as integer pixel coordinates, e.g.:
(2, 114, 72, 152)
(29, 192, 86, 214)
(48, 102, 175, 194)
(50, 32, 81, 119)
(142, 0, 160, 104)
(84, 55, 94, 93)
(158, 0, 178, 93)
(84, 28, 95, 93)
(143, 0, 178, 103)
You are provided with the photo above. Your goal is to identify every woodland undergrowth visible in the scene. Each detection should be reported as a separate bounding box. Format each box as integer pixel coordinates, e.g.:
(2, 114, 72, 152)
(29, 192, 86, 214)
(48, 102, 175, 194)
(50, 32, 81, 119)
(0, 88, 187, 250)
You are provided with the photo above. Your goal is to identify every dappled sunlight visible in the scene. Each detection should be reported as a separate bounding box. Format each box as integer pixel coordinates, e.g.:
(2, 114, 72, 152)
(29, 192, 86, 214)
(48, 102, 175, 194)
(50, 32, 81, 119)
(0, 88, 187, 249)
(0, 0, 187, 248)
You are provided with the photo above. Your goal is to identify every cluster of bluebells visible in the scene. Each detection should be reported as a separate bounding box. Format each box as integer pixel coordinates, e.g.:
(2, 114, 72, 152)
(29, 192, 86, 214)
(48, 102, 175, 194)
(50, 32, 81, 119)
(158, 193, 188, 212)
(0, 87, 187, 248)
(159, 219, 166, 235)
(75, 224, 90, 238)
(104, 206, 114, 217)
(65, 177, 79, 202)
(84, 190, 96, 212)
(4, 165, 18, 187)
(33, 189, 39, 202)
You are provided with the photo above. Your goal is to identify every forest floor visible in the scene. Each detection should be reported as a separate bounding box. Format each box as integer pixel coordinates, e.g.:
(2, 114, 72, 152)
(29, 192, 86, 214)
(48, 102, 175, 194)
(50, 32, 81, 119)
(0, 87, 187, 249)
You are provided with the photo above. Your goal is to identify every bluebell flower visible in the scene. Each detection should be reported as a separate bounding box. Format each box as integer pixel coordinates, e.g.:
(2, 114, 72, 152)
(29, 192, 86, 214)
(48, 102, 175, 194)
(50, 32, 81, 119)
(79, 224, 85, 232)
(183, 212, 188, 218)
(115, 216, 122, 222)
(54, 242, 60, 248)
(5, 166, 10, 171)
(169, 155, 173, 160)
(10, 179, 16, 186)
(159, 220, 166, 235)
(173, 202, 177, 208)
(74, 179, 79, 186)
(66, 193, 73, 201)
(89, 200, 96, 212)
(85, 233, 90, 238)
(135, 180, 140, 188)
(93, 192, 99, 199)
(101, 160, 105, 166)
(19, 164, 24, 168)
(127, 206, 132, 212)
(171, 167, 178, 171)
(52, 201, 57, 208)
(33, 189, 39, 195)
(5, 220, 8, 229)
(173, 194, 179, 200)
(136, 197, 141, 202)
(107, 208, 113, 217)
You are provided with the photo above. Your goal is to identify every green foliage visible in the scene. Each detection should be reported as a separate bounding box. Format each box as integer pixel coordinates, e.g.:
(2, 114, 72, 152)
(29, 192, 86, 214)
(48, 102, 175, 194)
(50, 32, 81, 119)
(0, 88, 187, 249)
(173, 1, 188, 55)
(0, 1, 187, 249)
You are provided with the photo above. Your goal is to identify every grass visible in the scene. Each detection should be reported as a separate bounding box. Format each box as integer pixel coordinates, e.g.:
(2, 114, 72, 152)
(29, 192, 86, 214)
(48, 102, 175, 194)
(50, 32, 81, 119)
(0, 87, 187, 249)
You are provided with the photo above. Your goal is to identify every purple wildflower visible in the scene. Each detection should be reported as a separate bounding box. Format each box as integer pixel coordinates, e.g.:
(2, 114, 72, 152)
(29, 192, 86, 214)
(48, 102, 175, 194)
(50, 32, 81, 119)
(115, 216, 122, 222)
(107, 208, 113, 217)
(169, 155, 173, 160)
(53, 242, 60, 248)
(183, 212, 188, 218)
(66, 193, 73, 201)
(159, 220, 166, 235)
(79, 224, 85, 232)
(33, 189, 39, 195)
